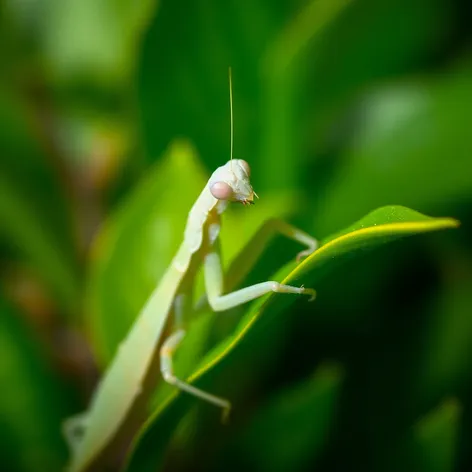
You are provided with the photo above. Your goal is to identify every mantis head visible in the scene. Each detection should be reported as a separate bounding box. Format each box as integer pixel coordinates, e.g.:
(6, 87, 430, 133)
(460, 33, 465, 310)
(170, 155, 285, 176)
(209, 159, 257, 205)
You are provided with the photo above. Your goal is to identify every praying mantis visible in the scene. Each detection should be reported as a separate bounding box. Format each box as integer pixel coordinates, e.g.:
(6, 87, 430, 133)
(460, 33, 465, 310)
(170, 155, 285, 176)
(64, 70, 318, 472)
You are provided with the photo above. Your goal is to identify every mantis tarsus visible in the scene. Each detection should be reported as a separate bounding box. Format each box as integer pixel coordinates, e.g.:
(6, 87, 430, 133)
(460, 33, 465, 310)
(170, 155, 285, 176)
(64, 69, 318, 472)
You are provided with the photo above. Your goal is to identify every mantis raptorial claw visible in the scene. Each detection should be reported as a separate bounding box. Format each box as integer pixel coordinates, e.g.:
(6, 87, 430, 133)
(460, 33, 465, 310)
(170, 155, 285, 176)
(301, 286, 317, 302)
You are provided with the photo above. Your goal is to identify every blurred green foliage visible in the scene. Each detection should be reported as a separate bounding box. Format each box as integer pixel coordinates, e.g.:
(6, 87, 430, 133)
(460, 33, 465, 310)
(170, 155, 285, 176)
(1, 0, 471, 471)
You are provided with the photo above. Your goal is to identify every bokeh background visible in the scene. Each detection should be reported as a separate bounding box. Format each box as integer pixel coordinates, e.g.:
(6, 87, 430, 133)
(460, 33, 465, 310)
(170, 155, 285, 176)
(1, 0, 472, 470)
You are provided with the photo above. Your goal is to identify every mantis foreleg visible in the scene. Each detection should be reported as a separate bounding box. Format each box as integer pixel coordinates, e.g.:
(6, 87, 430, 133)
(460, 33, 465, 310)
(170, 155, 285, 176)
(204, 239, 315, 312)
(195, 219, 318, 313)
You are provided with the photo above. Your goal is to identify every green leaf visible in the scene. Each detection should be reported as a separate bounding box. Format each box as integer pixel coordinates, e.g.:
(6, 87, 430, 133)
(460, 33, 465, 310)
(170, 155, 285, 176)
(123, 205, 458, 471)
(259, 0, 353, 191)
(303, 0, 451, 127)
(0, 296, 69, 472)
(41, 0, 159, 84)
(411, 399, 460, 472)
(222, 363, 344, 471)
(314, 63, 472, 237)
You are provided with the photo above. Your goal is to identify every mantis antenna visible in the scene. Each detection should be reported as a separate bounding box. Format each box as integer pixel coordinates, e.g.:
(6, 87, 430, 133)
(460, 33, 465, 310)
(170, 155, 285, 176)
(229, 67, 234, 169)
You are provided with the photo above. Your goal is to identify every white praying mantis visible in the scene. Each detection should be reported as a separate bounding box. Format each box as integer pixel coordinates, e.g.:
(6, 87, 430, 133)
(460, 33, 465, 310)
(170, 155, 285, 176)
(64, 69, 318, 472)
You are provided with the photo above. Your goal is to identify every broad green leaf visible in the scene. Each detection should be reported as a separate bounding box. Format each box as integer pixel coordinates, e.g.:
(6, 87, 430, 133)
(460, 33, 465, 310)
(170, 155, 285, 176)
(314, 63, 472, 237)
(411, 399, 460, 472)
(123, 205, 458, 471)
(0, 88, 79, 313)
(0, 296, 69, 472)
(301, 0, 451, 147)
(41, 0, 159, 84)
(217, 363, 344, 471)
(259, 0, 352, 191)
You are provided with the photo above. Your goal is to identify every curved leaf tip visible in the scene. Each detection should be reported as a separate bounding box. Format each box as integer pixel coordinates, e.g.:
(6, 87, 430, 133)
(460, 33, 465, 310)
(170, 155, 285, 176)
(291, 205, 459, 281)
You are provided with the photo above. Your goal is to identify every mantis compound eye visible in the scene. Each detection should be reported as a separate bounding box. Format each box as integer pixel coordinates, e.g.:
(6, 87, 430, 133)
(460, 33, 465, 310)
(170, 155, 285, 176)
(239, 160, 250, 176)
(210, 181, 233, 200)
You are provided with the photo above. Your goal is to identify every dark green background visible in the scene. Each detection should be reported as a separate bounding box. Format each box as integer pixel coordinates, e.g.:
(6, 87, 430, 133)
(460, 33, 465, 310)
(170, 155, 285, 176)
(1, 0, 471, 470)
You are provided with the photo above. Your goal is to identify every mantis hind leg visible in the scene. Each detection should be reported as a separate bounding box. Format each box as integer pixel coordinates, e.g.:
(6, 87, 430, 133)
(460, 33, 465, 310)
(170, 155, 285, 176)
(159, 329, 231, 422)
